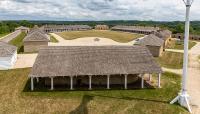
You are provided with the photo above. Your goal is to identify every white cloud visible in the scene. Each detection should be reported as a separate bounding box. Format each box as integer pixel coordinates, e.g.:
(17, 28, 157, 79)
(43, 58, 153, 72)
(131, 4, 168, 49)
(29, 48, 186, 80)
(0, 0, 199, 21)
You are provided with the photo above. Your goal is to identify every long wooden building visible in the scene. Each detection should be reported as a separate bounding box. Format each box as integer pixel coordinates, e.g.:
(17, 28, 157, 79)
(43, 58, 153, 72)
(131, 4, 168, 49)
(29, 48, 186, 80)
(111, 25, 160, 35)
(29, 46, 162, 91)
(43, 25, 92, 33)
(172, 33, 200, 41)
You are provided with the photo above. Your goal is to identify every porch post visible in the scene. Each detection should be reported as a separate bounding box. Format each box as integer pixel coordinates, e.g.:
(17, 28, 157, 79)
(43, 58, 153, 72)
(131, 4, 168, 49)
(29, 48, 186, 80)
(36, 77, 39, 83)
(31, 77, 34, 91)
(158, 73, 161, 88)
(149, 74, 152, 81)
(70, 76, 73, 90)
(89, 75, 92, 90)
(124, 74, 127, 89)
(50, 77, 54, 90)
(107, 75, 110, 89)
(141, 74, 144, 88)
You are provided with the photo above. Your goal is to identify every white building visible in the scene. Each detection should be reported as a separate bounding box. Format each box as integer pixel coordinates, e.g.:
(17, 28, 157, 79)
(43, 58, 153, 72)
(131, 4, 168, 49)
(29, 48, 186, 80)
(0, 42, 17, 70)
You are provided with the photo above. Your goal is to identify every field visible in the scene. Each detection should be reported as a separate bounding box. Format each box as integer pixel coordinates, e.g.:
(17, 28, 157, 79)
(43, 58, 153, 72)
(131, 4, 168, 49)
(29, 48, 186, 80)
(0, 68, 188, 114)
(167, 39, 197, 50)
(9, 32, 26, 53)
(156, 51, 183, 69)
(57, 30, 144, 43)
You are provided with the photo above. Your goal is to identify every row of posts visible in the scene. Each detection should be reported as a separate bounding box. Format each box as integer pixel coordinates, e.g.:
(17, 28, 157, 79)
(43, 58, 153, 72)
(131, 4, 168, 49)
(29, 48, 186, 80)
(31, 74, 161, 91)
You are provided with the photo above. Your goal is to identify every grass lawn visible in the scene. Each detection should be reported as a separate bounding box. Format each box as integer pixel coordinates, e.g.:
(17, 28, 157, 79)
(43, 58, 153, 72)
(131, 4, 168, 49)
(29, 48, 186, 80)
(0, 68, 188, 114)
(156, 51, 183, 69)
(0, 33, 9, 39)
(9, 32, 26, 53)
(57, 30, 144, 43)
(50, 35, 59, 43)
(167, 39, 196, 50)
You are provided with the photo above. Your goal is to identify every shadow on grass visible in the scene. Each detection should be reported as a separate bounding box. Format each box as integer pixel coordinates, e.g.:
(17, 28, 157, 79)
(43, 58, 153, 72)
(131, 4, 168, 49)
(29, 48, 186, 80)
(69, 95, 93, 114)
(22, 78, 173, 105)
(18, 45, 24, 53)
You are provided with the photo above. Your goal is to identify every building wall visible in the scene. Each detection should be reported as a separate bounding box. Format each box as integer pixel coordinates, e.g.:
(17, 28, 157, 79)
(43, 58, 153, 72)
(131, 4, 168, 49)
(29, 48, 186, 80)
(95, 25, 109, 30)
(0, 51, 17, 69)
(44, 74, 139, 86)
(146, 45, 163, 57)
(24, 41, 48, 52)
(172, 34, 200, 41)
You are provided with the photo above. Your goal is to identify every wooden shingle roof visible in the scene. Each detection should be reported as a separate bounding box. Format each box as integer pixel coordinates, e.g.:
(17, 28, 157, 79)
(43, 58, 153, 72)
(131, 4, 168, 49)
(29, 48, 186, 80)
(29, 46, 162, 77)
(23, 29, 49, 42)
(139, 34, 164, 47)
(0, 42, 17, 57)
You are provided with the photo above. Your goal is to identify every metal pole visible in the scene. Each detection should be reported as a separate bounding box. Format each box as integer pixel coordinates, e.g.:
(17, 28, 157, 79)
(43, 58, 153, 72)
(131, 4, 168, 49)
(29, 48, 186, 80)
(182, 0, 191, 94)
(170, 0, 193, 113)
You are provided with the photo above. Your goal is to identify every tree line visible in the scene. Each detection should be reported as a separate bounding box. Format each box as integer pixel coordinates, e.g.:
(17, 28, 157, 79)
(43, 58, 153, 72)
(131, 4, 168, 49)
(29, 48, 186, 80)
(1, 20, 200, 35)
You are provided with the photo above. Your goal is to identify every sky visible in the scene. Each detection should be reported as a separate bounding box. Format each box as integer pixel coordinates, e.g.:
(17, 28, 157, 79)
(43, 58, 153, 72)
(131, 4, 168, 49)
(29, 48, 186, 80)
(0, 0, 199, 21)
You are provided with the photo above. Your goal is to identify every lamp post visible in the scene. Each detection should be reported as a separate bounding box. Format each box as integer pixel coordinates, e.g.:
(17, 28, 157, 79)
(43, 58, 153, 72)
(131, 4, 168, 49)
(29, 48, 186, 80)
(170, 0, 194, 113)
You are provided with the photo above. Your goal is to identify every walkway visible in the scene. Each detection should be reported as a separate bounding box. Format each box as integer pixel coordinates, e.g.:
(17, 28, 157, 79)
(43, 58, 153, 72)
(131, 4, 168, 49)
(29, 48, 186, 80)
(165, 49, 184, 53)
(187, 42, 200, 113)
(49, 33, 136, 46)
(162, 67, 182, 75)
(0, 30, 21, 43)
(13, 54, 38, 69)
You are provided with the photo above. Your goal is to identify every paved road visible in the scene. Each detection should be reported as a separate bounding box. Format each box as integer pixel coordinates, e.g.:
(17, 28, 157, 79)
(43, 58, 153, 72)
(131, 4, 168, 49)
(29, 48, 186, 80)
(0, 30, 21, 43)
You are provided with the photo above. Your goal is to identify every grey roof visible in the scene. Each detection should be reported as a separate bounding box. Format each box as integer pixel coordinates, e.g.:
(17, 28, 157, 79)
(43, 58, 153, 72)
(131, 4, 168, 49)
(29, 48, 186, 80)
(155, 30, 172, 40)
(139, 34, 164, 47)
(29, 46, 162, 77)
(23, 29, 49, 42)
(43, 25, 92, 30)
(111, 25, 160, 32)
(0, 42, 17, 57)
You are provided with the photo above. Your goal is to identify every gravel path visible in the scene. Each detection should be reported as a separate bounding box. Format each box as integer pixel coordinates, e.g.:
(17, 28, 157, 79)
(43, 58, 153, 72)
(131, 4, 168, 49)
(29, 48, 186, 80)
(0, 30, 21, 43)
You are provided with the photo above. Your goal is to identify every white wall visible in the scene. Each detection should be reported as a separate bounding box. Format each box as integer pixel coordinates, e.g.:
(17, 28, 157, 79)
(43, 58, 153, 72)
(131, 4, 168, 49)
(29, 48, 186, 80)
(0, 51, 17, 70)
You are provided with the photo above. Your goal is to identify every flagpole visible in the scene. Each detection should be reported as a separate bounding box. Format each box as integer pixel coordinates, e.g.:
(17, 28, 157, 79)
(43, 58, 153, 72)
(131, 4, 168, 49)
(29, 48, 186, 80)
(170, 0, 193, 113)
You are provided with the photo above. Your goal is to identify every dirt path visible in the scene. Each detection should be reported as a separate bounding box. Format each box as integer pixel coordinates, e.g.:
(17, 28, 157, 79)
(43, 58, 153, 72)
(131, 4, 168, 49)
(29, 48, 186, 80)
(0, 30, 21, 43)
(13, 54, 38, 69)
(165, 49, 184, 53)
(162, 67, 182, 75)
(186, 42, 200, 113)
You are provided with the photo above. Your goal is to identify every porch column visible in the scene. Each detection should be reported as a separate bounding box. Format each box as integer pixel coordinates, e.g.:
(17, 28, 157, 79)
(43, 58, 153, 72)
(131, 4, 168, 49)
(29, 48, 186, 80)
(158, 73, 161, 88)
(141, 74, 144, 88)
(36, 77, 39, 83)
(149, 74, 152, 81)
(70, 76, 73, 90)
(89, 75, 92, 90)
(50, 77, 54, 90)
(31, 77, 34, 91)
(107, 75, 110, 89)
(124, 75, 127, 89)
